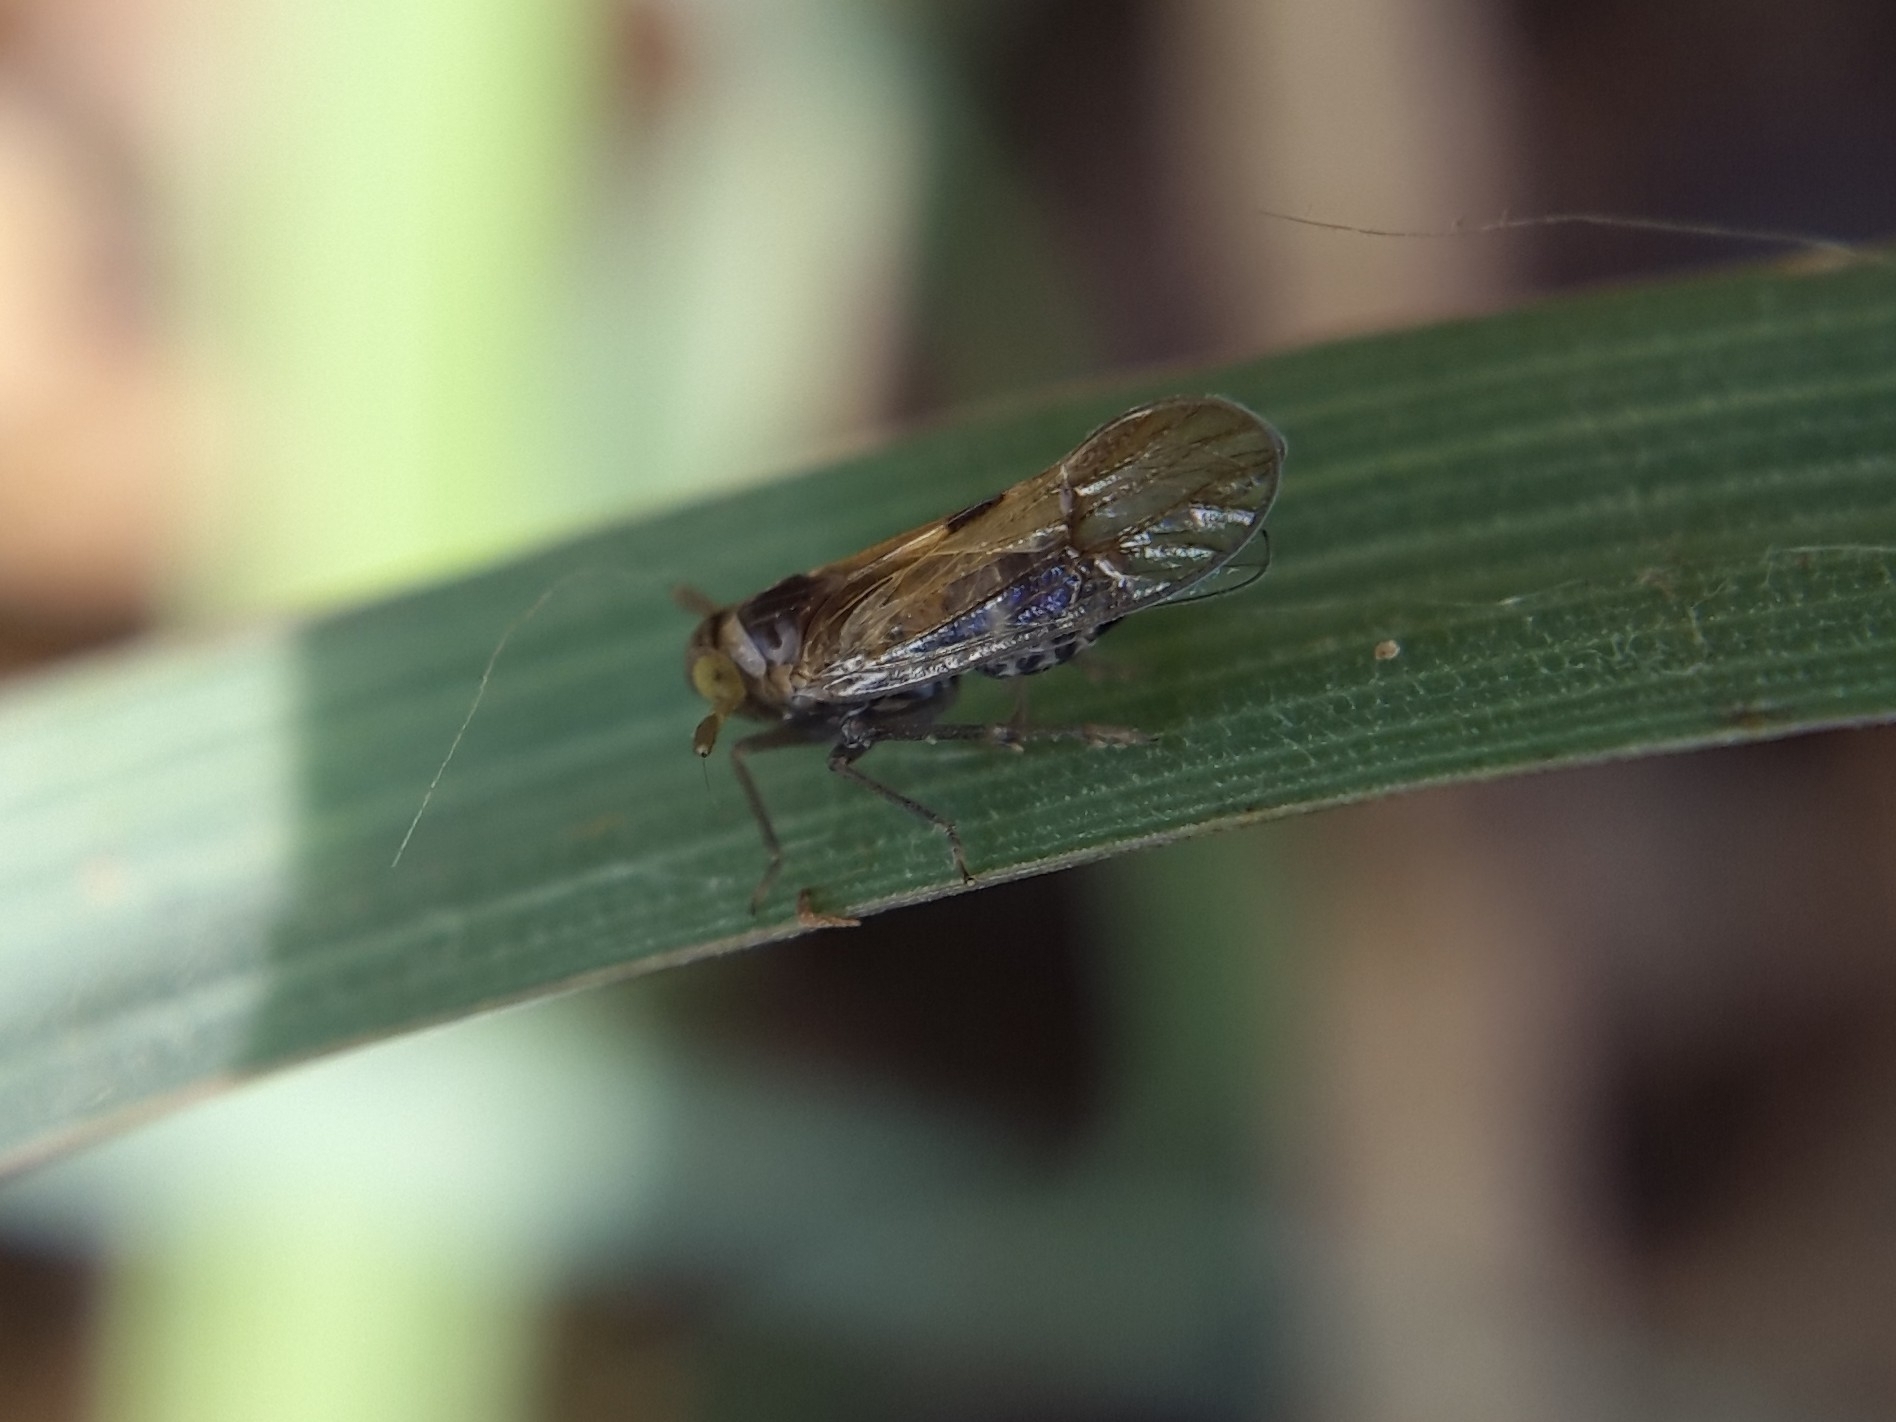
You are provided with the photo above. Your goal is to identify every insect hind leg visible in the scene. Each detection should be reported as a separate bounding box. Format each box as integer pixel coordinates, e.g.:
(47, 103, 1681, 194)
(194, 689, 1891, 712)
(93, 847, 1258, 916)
(870, 720, 1153, 751)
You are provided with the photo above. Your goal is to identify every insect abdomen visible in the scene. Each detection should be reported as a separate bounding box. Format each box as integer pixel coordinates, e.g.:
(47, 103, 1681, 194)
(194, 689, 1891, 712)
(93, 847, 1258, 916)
(977, 620, 1119, 679)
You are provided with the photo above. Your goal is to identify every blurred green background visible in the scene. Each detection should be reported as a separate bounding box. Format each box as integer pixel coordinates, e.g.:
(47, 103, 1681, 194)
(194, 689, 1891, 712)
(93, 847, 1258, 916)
(2, 0, 1895, 1418)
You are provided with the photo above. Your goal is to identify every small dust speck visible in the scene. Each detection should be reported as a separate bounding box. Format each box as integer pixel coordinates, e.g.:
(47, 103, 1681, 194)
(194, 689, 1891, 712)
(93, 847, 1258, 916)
(1373, 639, 1401, 662)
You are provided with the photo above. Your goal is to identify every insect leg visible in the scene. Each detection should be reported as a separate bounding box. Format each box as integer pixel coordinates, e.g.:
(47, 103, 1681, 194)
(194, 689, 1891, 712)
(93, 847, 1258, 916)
(1003, 683, 1032, 750)
(870, 721, 1154, 750)
(795, 889, 860, 931)
(730, 725, 817, 913)
(826, 742, 974, 883)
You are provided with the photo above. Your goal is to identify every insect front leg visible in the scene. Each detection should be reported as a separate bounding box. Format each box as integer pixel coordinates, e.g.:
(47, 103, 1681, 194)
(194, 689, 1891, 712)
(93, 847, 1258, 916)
(826, 739, 974, 884)
(729, 724, 819, 914)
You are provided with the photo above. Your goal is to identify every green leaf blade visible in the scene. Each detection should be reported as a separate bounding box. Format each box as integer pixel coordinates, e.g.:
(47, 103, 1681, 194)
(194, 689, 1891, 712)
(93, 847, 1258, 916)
(3, 256, 1894, 1170)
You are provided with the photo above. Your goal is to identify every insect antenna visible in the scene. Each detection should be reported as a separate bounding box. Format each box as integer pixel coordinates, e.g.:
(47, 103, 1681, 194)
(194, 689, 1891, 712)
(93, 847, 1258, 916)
(1253, 207, 1881, 264)
(392, 565, 634, 868)
(672, 584, 721, 617)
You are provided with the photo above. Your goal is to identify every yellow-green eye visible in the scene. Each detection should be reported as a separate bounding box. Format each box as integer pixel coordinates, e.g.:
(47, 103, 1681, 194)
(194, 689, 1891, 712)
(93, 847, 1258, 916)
(690, 651, 746, 755)
(690, 651, 744, 708)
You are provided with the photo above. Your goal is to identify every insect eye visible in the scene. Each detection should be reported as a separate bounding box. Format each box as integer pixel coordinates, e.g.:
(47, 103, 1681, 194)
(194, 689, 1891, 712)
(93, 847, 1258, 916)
(690, 651, 747, 756)
(690, 652, 745, 707)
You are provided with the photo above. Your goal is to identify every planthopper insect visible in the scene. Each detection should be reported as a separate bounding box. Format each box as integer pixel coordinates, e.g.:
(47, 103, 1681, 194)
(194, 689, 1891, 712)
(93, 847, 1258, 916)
(682, 394, 1285, 922)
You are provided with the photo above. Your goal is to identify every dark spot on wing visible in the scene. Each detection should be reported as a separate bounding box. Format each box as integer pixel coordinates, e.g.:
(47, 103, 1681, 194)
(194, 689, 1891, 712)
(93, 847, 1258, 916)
(943, 492, 1003, 534)
(737, 572, 818, 663)
(741, 573, 817, 628)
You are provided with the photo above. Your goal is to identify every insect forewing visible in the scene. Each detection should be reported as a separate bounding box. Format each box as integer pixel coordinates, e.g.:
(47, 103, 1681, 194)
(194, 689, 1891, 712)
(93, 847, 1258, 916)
(1067, 396, 1283, 599)
(798, 396, 1283, 700)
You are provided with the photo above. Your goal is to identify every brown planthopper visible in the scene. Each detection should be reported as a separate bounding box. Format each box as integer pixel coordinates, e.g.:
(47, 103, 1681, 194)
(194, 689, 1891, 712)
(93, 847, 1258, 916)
(679, 394, 1285, 923)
